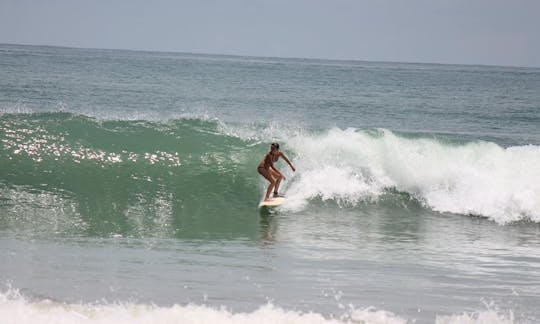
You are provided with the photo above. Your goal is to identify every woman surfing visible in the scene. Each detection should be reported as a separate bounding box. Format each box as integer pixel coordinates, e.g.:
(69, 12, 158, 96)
(257, 142, 296, 201)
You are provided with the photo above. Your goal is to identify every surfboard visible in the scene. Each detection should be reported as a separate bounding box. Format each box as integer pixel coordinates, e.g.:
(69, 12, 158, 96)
(258, 197, 286, 208)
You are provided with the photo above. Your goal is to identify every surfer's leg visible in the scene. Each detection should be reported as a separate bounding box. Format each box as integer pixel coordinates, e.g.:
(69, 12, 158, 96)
(269, 169, 283, 195)
(265, 182, 275, 201)
(258, 167, 276, 200)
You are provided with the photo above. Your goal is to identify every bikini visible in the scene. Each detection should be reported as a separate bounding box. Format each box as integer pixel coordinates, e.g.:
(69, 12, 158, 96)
(257, 152, 278, 173)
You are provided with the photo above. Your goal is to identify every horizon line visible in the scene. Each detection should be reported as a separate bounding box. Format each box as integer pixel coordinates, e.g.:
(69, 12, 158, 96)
(1, 41, 538, 70)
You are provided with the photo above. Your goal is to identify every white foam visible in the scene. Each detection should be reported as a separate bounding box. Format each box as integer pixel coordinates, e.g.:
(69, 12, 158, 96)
(280, 128, 540, 224)
(0, 289, 517, 324)
(0, 289, 407, 324)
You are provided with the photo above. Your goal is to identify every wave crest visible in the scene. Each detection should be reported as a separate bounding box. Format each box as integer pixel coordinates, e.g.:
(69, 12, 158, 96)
(282, 128, 540, 224)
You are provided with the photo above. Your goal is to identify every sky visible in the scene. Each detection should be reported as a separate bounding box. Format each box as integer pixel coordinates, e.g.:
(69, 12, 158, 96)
(1, 0, 539, 67)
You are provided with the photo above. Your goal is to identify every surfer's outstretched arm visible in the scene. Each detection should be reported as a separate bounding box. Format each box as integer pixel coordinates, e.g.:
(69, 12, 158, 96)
(279, 152, 296, 172)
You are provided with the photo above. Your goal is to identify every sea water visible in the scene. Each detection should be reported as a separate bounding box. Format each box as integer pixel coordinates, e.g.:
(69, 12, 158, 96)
(1, 44, 539, 323)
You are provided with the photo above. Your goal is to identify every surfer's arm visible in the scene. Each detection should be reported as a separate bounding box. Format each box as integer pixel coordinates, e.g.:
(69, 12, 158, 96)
(280, 152, 296, 172)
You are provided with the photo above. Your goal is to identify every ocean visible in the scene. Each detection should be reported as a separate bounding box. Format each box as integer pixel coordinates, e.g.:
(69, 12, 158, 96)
(1, 44, 539, 323)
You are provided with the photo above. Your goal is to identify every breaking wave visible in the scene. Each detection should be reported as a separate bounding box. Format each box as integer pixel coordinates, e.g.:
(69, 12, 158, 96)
(1, 112, 539, 232)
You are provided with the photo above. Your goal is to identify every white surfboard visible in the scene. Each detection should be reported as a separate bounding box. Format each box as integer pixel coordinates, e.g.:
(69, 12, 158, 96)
(258, 197, 286, 208)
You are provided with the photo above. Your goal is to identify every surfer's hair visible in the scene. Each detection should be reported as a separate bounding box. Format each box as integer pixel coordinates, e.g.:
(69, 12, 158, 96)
(271, 142, 280, 150)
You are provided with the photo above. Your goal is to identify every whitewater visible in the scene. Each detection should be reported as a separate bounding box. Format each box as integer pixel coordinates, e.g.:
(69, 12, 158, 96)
(0, 288, 516, 324)
(282, 127, 540, 224)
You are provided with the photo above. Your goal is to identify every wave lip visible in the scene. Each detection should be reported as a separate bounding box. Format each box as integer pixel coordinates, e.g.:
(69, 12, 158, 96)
(283, 128, 540, 224)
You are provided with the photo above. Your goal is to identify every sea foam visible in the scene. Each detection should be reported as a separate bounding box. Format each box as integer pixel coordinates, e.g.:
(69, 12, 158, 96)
(0, 289, 407, 324)
(282, 128, 540, 224)
(0, 289, 515, 324)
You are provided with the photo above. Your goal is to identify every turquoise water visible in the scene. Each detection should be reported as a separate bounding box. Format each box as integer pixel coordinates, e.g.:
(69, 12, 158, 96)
(1, 44, 540, 323)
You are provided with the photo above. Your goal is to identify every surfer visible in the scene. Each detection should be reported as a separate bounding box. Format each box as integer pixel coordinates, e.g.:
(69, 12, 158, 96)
(258, 142, 296, 201)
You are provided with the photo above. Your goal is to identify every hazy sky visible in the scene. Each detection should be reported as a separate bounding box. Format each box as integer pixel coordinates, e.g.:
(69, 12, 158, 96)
(1, 0, 539, 67)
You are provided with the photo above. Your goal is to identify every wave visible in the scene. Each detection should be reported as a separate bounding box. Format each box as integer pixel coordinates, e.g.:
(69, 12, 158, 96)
(0, 112, 262, 237)
(281, 128, 540, 224)
(0, 289, 515, 324)
(1, 112, 539, 231)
